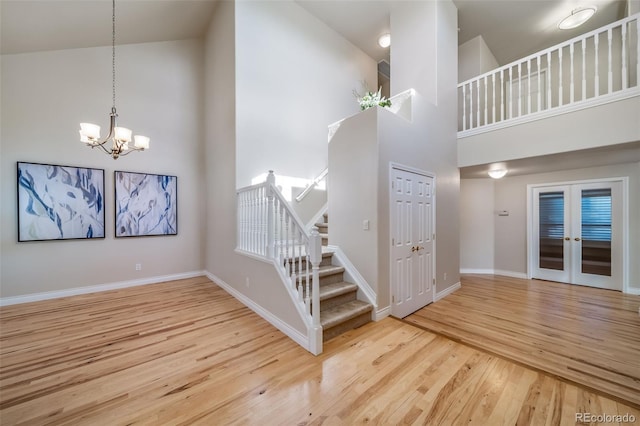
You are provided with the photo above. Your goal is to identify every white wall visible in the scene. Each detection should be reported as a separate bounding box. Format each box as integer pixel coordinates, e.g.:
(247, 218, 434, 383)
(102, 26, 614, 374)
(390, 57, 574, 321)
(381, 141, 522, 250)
(460, 178, 495, 272)
(458, 35, 500, 82)
(235, 0, 377, 188)
(1, 40, 205, 298)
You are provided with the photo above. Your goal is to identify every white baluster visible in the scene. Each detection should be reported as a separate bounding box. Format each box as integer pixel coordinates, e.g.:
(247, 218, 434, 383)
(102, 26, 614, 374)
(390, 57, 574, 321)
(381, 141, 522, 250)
(492, 73, 496, 123)
(582, 39, 587, 100)
(469, 81, 474, 128)
(622, 23, 627, 90)
(500, 69, 504, 121)
(608, 28, 613, 93)
(595, 33, 600, 96)
(537, 56, 542, 112)
(309, 226, 321, 328)
(558, 48, 563, 106)
(462, 84, 466, 131)
(476, 80, 480, 126)
(517, 62, 522, 117)
(509, 67, 513, 119)
(484, 75, 488, 125)
(527, 59, 531, 115)
(570, 43, 575, 103)
(547, 51, 552, 108)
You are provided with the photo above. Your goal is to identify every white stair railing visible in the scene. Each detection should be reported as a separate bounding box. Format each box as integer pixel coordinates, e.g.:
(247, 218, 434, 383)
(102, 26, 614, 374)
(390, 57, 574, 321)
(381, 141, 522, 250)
(237, 170, 322, 354)
(459, 13, 639, 136)
(295, 168, 328, 203)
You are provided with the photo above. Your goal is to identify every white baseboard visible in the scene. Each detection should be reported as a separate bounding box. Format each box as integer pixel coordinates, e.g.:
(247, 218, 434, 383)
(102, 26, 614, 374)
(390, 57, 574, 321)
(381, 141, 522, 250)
(204, 271, 310, 351)
(626, 287, 640, 296)
(460, 268, 528, 280)
(0, 271, 206, 307)
(435, 282, 461, 301)
(494, 270, 528, 279)
(375, 305, 390, 321)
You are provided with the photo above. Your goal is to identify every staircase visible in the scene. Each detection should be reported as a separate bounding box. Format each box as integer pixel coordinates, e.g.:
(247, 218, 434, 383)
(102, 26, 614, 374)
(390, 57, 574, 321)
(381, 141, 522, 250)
(308, 213, 373, 341)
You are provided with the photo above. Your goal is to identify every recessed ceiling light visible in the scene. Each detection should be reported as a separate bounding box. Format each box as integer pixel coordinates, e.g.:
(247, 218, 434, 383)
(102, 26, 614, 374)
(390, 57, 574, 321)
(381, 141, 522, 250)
(488, 169, 508, 179)
(558, 7, 597, 30)
(378, 33, 391, 48)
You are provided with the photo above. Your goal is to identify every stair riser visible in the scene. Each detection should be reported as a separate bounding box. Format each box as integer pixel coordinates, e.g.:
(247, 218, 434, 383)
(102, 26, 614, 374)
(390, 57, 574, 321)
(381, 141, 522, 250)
(298, 271, 344, 287)
(320, 290, 357, 312)
(322, 237, 328, 246)
(315, 224, 328, 232)
(323, 311, 371, 342)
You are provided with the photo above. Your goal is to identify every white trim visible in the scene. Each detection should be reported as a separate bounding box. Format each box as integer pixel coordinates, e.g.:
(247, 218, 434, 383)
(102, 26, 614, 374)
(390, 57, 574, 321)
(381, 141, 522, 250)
(375, 306, 391, 320)
(626, 288, 640, 296)
(204, 271, 310, 352)
(435, 282, 461, 301)
(0, 270, 205, 307)
(326, 245, 377, 310)
(234, 248, 272, 264)
(494, 270, 529, 279)
(306, 202, 328, 231)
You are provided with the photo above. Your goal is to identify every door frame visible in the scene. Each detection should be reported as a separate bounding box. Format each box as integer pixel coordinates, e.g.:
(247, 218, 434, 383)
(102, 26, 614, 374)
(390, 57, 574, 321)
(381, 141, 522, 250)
(526, 177, 629, 293)
(389, 162, 437, 317)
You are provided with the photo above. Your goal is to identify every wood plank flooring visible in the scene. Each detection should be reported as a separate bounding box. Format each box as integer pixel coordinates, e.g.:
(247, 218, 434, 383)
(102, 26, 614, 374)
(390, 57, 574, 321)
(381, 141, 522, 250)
(405, 274, 640, 408)
(1, 276, 639, 425)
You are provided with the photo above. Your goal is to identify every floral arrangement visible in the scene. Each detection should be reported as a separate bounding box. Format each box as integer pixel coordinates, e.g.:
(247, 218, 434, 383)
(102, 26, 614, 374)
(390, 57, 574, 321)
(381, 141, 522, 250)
(353, 85, 392, 111)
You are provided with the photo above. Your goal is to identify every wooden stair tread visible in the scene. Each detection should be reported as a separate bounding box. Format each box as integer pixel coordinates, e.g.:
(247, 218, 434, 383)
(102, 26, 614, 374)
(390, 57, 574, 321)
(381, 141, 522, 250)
(321, 300, 373, 329)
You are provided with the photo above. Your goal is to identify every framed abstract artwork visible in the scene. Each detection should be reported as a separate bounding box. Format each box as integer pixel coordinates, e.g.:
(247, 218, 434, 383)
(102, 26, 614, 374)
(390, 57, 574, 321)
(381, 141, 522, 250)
(114, 171, 177, 237)
(17, 162, 105, 241)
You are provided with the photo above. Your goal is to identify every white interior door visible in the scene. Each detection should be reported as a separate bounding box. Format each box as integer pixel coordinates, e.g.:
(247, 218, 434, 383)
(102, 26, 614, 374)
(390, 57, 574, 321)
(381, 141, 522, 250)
(390, 167, 434, 318)
(531, 180, 623, 291)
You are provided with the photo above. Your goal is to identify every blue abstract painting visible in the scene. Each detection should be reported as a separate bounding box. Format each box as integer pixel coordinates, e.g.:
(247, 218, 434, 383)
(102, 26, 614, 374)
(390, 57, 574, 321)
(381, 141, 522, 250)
(115, 171, 177, 237)
(17, 162, 105, 241)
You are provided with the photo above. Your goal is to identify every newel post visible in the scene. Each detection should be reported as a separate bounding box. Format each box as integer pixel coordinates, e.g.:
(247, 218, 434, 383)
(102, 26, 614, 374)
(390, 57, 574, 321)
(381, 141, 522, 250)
(309, 226, 323, 354)
(266, 170, 276, 259)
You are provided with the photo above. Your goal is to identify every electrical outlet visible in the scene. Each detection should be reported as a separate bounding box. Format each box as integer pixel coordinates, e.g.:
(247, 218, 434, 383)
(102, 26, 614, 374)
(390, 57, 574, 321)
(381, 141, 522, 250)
(135, 263, 142, 271)
(246, 277, 250, 288)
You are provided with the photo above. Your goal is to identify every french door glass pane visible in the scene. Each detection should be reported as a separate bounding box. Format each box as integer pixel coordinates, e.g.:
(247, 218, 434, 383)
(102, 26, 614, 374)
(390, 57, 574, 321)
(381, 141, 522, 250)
(539, 191, 564, 270)
(581, 188, 612, 276)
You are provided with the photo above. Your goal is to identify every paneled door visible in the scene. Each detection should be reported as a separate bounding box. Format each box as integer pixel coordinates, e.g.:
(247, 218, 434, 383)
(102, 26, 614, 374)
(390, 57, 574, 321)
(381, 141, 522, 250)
(390, 166, 435, 318)
(531, 180, 623, 290)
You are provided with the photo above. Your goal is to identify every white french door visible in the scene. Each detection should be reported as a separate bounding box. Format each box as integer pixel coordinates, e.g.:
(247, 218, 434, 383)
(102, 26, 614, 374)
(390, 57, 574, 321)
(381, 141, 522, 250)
(390, 166, 435, 318)
(531, 180, 624, 291)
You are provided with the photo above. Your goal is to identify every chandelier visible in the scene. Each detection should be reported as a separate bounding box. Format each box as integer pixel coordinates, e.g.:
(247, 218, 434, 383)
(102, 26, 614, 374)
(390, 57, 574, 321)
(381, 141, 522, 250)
(79, 0, 149, 159)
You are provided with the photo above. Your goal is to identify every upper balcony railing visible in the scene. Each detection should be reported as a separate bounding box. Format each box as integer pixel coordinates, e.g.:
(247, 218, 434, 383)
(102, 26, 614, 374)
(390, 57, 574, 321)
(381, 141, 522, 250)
(458, 13, 639, 137)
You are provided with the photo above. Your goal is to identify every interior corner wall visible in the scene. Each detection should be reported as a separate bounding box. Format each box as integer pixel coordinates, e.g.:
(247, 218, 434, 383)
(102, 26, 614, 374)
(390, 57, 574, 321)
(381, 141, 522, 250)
(0, 39, 205, 298)
(458, 35, 499, 83)
(460, 178, 495, 272)
(204, 1, 306, 333)
(377, 0, 459, 309)
(234, 0, 377, 188)
(493, 162, 640, 290)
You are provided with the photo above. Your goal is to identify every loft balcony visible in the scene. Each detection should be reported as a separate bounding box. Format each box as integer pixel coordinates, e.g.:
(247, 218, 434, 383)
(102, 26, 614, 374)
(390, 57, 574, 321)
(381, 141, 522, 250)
(458, 13, 640, 168)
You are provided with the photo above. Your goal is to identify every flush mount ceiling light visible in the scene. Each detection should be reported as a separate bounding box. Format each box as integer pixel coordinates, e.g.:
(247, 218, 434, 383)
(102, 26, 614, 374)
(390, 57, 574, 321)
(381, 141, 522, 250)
(79, 0, 149, 159)
(378, 33, 391, 48)
(558, 6, 597, 30)
(488, 169, 508, 179)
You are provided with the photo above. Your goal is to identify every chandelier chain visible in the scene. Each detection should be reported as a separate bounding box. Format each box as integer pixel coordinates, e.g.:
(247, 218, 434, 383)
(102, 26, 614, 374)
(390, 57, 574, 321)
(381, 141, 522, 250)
(112, 0, 116, 111)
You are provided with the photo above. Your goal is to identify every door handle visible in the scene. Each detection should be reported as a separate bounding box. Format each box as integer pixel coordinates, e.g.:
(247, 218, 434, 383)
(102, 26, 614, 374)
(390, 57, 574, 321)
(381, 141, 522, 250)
(574, 237, 581, 241)
(411, 246, 417, 252)
(564, 237, 570, 241)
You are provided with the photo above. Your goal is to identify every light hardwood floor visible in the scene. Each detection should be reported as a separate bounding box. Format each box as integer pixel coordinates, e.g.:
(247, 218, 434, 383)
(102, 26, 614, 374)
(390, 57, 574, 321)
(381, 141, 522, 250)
(1, 276, 638, 425)
(405, 274, 640, 408)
